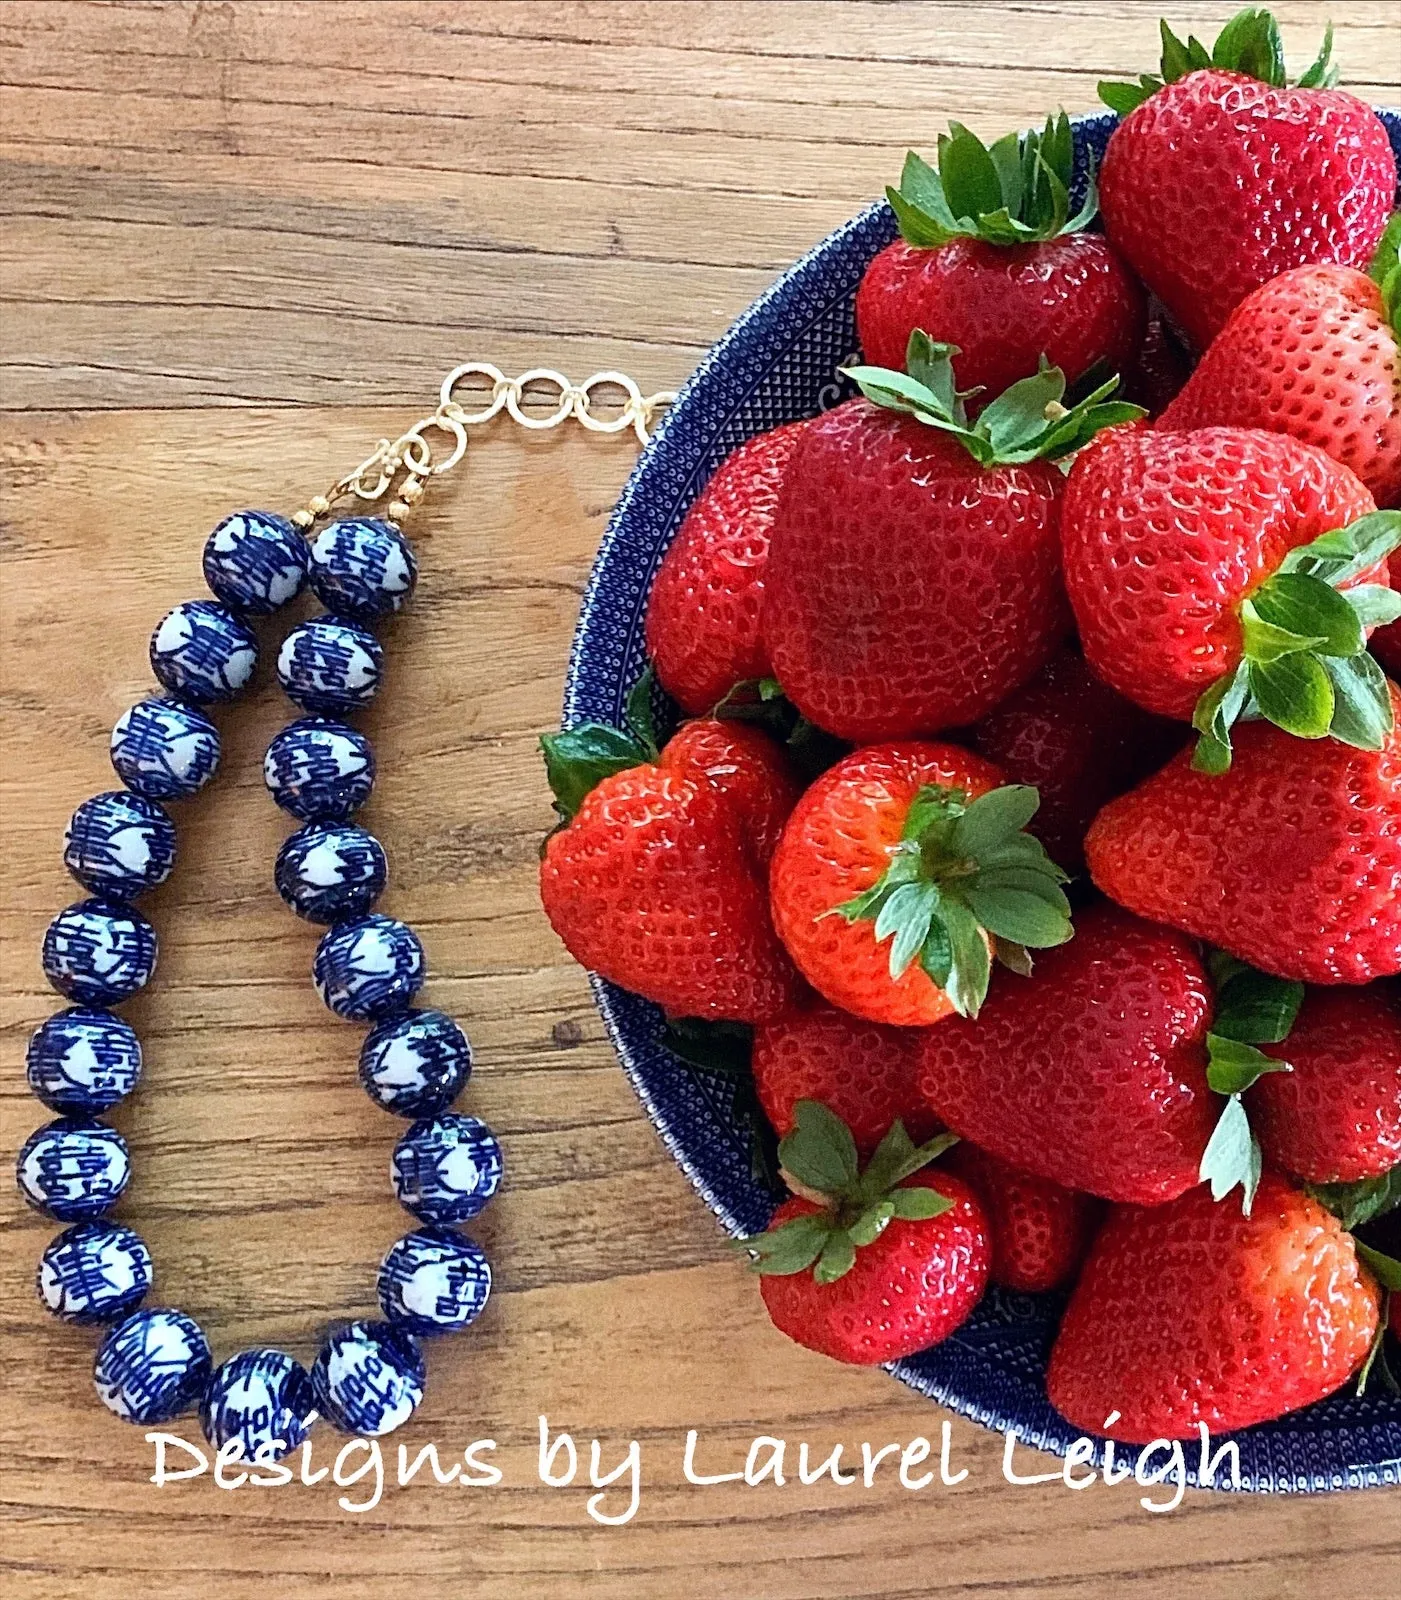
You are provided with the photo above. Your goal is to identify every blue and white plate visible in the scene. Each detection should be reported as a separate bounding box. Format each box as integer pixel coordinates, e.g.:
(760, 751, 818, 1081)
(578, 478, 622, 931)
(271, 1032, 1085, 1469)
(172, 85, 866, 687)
(563, 109, 1401, 1493)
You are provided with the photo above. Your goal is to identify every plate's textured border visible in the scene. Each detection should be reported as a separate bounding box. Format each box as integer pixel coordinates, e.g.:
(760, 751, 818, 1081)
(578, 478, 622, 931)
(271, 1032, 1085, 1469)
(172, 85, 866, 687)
(563, 110, 1401, 1493)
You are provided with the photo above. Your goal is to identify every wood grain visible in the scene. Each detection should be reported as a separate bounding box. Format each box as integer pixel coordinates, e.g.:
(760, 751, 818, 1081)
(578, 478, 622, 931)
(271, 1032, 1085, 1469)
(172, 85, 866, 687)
(1, 4, 1397, 1597)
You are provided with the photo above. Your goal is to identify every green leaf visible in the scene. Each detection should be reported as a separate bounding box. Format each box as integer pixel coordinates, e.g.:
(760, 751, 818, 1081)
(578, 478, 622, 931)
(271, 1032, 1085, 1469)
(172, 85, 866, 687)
(938, 121, 1005, 222)
(1205, 1033, 1291, 1096)
(847, 1199, 896, 1247)
(1346, 584, 1401, 630)
(885, 184, 959, 250)
(1296, 20, 1340, 89)
(1356, 1241, 1401, 1294)
(778, 1099, 859, 1198)
(624, 666, 662, 756)
(977, 364, 1068, 458)
(1098, 76, 1160, 115)
(961, 879, 1072, 949)
(1212, 965, 1303, 1044)
(1200, 1094, 1263, 1213)
(1368, 212, 1401, 330)
(813, 1230, 858, 1284)
(1306, 1167, 1401, 1232)
(899, 149, 958, 226)
(1239, 599, 1327, 664)
(903, 332, 969, 419)
(993, 936, 1035, 977)
(874, 880, 940, 979)
(1248, 572, 1366, 659)
(1248, 651, 1335, 739)
(858, 1124, 960, 1202)
(1324, 652, 1395, 751)
(889, 1185, 955, 1222)
(1191, 661, 1252, 773)
(939, 897, 993, 1019)
(540, 723, 649, 820)
(920, 919, 953, 988)
(1280, 511, 1401, 587)
(948, 784, 1041, 858)
(1211, 7, 1285, 86)
(735, 1212, 830, 1276)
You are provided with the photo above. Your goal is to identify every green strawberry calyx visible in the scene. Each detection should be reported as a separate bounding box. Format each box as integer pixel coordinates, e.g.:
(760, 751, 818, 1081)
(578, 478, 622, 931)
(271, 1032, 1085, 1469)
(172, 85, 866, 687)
(1099, 9, 1339, 115)
(823, 781, 1072, 1020)
(712, 676, 850, 784)
(1191, 510, 1401, 775)
(540, 666, 660, 822)
(887, 112, 1098, 250)
(1198, 953, 1302, 1214)
(732, 1101, 960, 1284)
(1307, 1166, 1401, 1233)
(1369, 212, 1401, 339)
(842, 331, 1144, 468)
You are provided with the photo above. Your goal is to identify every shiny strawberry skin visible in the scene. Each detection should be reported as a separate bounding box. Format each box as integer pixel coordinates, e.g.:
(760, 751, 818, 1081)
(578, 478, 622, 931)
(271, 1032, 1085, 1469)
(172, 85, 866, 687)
(1249, 988, 1401, 1184)
(917, 905, 1216, 1205)
(753, 1002, 939, 1158)
(759, 1171, 990, 1364)
(1047, 1176, 1381, 1442)
(972, 649, 1183, 874)
(645, 421, 808, 715)
(764, 399, 1072, 740)
(663, 718, 801, 868)
(946, 1144, 1101, 1294)
(1086, 703, 1401, 985)
(1062, 425, 1379, 718)
(1160, 265, 1401, 506)
(1099, 71, 1396, 352)
(769, 741, 1004, 1026)
(855, 234, 1145, 402)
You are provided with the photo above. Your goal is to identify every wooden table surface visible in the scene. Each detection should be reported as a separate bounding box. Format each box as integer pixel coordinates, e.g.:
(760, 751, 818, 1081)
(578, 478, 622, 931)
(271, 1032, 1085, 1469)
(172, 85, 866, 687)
(2, 3, 1398, 1596)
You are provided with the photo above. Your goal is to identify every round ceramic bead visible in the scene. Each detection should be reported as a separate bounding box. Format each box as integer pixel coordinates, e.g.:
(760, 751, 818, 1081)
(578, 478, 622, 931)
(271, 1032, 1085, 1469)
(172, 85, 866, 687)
(110, 696, 221, 801)
(94, 1308, 212, 1425)
(149, 599, 258, 704)
(37, 1220, 152, 1323)
(359, 1010, 472, 1118)
(275, 822, 387, 924)
(201, 1348, 317, 1463)
(63, 791, 176, 901)
(202, 510, 308, 615)
(264, 717, 375, 822)
(392, 1115, 503, 1225)
(311, 1319, 425, 1437)
(308, 518, 417, 622)
(26, 1007, 142, 1115)
(378, 1226, 491, 1338)
(16, 1117, 130, 1221)
(313, 914, 424, 1021)
(276, 618, 383, 717)
(42, 899, 158, 1006)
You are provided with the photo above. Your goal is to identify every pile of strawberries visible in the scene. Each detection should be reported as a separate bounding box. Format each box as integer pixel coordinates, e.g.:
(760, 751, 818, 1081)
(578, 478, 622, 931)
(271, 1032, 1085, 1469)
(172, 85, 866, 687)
(541, 9, 1401, 1447)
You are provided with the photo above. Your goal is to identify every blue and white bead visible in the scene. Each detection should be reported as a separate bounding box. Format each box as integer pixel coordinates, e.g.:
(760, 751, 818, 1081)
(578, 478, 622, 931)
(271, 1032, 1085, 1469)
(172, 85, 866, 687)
(94, 1308, 211, 1425)
(149, 600, 258, 704)
(16, 1118, 130, 1221)
(110, 697, 220, 801)
(63, 790, 176, 901)
(359, 1010, 472, 1118)
(313, 914, 424, 1021)
(378, 1226, 491, 1337)
(275, 822, 387, 924)
(202, 511, 308, 615)
(276, 618, 383, 717)
(201, 1348, 317, 1462)
(37, 1220, 152, 1323)
(264, 718, 375, 822)
(311, 1320, 424, 1437)
(42, 899, 158, 1006)
(308, 518, 417, 622)
(26, 1007, 142, 1115)
(392, 1116, 502, 1225)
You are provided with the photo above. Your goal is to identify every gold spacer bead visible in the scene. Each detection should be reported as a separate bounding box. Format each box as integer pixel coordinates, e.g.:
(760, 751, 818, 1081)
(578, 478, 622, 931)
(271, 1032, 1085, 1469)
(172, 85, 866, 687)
(291, 508, 315, 530)
(386, 500, 411, 523)
(308, 493, 331, 516)
(400, 478, 425, 504)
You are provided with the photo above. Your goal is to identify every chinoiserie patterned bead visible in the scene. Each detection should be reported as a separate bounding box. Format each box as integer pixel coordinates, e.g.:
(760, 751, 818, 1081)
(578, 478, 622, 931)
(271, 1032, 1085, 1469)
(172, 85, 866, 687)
(307, 518, 418, 622)
(26, 1007, 142, 1115)
(201, 1348, 317, 1462)
(359, 1010, 472, 1119)
(392, 1115, 503, 1226)
(202, 510, 308, 615)
(378, 1226, 491, 1338)
(313, 914, 424, 1021)
(276, 617, 383, 717)
(275, 822, 387, 924)
(264, 718, 375, 822)
(94, 1308, 212, 1425)
(149, 600, 258, 704)
(16, 1117, 130, 1222)
(110, 696, 221, 801)
(63, 791, 176, 901)
(311, 1319, 425, 1437)
(37, 1220, 152, 1323)
(42, 899, 158, 1006)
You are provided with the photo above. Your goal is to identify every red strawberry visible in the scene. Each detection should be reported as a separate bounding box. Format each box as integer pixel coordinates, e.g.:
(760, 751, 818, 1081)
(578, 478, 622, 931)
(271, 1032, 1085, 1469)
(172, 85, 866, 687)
(1086, 701, 1401, 985)
(662, 717, 801, 867)
(1062, 423, 1400, 770)
(1249, 988, 1401, 1184)
(1098, 12, 1396, 352)
(917, 905, 1215, 1205)
(764, 337, 1139, 741)
(645, 421, 808, 715)
(1123, 312, 1192, 418)
(769, 741, 1073, 1026)
(753, 1001, 939, 1158)
(1047, 1175, 1381, 1441)
(857, 116, 1144, 400)
(739, 1102, 989, 1365)
(972, 649, 1183, 874)
(945, 1144, 1100, 1294)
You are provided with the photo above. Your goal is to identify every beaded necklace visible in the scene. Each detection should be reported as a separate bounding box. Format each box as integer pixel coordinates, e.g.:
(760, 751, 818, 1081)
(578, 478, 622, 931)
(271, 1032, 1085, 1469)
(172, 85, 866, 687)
(19, 365, 670, 1462)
